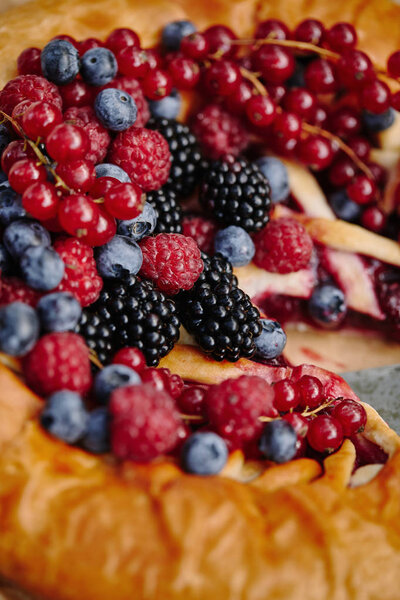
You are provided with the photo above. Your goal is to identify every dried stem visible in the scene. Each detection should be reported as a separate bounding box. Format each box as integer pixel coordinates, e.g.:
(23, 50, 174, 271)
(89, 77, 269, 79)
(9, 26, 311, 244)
(89, 350, 104, 370)
(232, 37, 340, 61)
(240, 67, 267, 96)
(301, 397, 339, 417)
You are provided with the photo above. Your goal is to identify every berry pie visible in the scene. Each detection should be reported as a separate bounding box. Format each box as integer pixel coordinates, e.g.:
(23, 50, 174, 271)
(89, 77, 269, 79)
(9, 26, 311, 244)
(1, 0, 400, 598)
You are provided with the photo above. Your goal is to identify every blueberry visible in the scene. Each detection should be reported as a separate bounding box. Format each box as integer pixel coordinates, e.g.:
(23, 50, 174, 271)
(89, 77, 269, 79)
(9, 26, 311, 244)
(259, 420, 297, 463)
(0, 188, 28, 226)
(117, 203, 157, 241)
(214, 225, 255, 267)
(161, 20, 196, 51)
(0, 302, 40, 356)
(181, 432, 228, 475)
(0, 243, 13, 275)
(254, 318, 287, 360)
(41, 39, 80, 85)
(37, 292, 82, 332)
(94, 364, 141, 404)
(94, 88, 137, 132)
(362, 108, 395, 132)
(95, 163, 131, 182)
(308, 284, 347, 328)
(82, 407, 110, 454)
(40, 390, 89, 444)
(20, 246, 65, 291)
(329, 189, 361, 222)
(255, 156, 289, 204)
(0, 123, 12, 156)
(95, 235, 143, 279)
(3, 219, 51, 259)
(80, 47, 118, 87)
(149, 89, 181, 120)
(0, 171, 10, 188)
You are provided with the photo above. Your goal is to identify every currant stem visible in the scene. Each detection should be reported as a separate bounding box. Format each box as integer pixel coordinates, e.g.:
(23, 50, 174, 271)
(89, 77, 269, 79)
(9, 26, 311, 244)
(232, 37, 340, 61)
(240, 67, 267, 96)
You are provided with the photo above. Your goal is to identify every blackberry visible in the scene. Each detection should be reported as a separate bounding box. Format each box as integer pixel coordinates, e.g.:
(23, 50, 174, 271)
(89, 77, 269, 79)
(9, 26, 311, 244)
(199, 157, 272, 232)
(146, 187, 183, 234)
(147, 116, 203, 198)
(176, 253, 262, 362)
(92, 275, 181, 366)
(75, 310, 116, 366)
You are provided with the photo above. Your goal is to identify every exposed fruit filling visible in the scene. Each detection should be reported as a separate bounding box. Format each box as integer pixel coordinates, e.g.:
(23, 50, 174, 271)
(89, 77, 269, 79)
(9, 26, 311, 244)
(0, 15, 398, 474)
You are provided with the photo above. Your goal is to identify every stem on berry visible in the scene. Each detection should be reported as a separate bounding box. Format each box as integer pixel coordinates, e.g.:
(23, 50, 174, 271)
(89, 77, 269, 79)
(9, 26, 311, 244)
(240, 67, 267, 96)
(0, 110, 71, 193)
(231, 37, 340, 61)
(180, 414, 204, 421)
(302, 122, 374, 179)
(301, 396, 340, 417)
(258, 416, 276, 422)
(89, 349, 104, 370)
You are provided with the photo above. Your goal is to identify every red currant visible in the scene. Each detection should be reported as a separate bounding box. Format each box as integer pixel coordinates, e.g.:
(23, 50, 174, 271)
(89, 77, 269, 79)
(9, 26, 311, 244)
(245, 95, 276, 127)
(360, 80, 391, 114)
(8, 158, 47, 194)
(145, 48, 163, 70)
(17, 47, 42, 75)
(297, 375, 324, 409)
(387, 50, 400, 78)
(273, 111, 302, 141)
(347, 135, 370, 160)
(22, 181, 59, 220)
(298, 135, 334, 171)
(252, 45, 295, 84)
(59, 80, 93, 109)
(295, 19, 324, 45)
(81, 206, 116, 246)
(168, 56, 200, 89)
(225, 80, 253, 115)
(46, 124, 89, 163)
(56, 159, 96, 193)
(361, 206, 386, 233)
(337, 50, 375, 89)
(1, 140, 35, 175)
(273, 379, 300, 412)
(203, 25, 237, 59)
(51, 34, 78, 48)
(90, 176, 119, 198)
(329, 157, 356, 187)
(22, 101, 62, 140)
(282, 412, 309, 437)
(117, 47, 150, 78)
(181, 32, 210, 60)
(331, 399, 367, 436)
(11, 100, 33, 131)
(283, 87, 317, 119)
(105, 28, 140, 55)
(325, 22, 357, 52)
(347, 174, 376, 204)
(104, 182, 144, 220)
(204, 60, 241, 96)
(266, 83, 286, 104)
(307, 414, 343, 453)
(304, 59, 337, 93)
(311, 105, 328, 128)
(255, 19, 290, 40)
(140, 367, 168, 393)
(367, 161, 387, 187)
(79, 38, 104, 55)
(112, 347, 146, 373)
(177, 385, 206, 417)
(58, 193, 99, 237)
(329, 106, 361, 138)
(142, 69, 173, 100)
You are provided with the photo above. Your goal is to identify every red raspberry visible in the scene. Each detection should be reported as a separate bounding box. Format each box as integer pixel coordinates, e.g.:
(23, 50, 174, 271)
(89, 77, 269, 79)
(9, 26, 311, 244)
(103, 76, 150, 126)
(23, 332, 92, 396)
(110, 384, 182, 462)
(109, 127, 171, 191)
(191, 104, 249, 159)
(182, 215, 218, 254)
(0, 276, 42, 307)
(64, 106, 111, 164)
(0, 75, 62, 116)
(253, 218, 313, 274)
(141, 367, 184, 399)
(140, 233, 203, 295)
(53, 237, 103, 307)
(205, 375, 278, 445)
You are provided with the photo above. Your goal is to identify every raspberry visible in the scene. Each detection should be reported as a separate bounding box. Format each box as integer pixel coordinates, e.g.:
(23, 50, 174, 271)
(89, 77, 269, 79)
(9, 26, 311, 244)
(53, 237, 103, 307)
(109, 384, 182, 461)
(23, 332, 92, 396)
(191, 104, 249, 159)
(182, 215, 218, 254)
(205, 376, 278, 445)
(103, 76, 150, 127)
(140, 233, 203, 295)
(253, 218, 313, 274)
(63, 106, 111, 164)
(0, 75, 62, 116)
(0, 276, 42, 307)
(109, 127, 171, 191)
